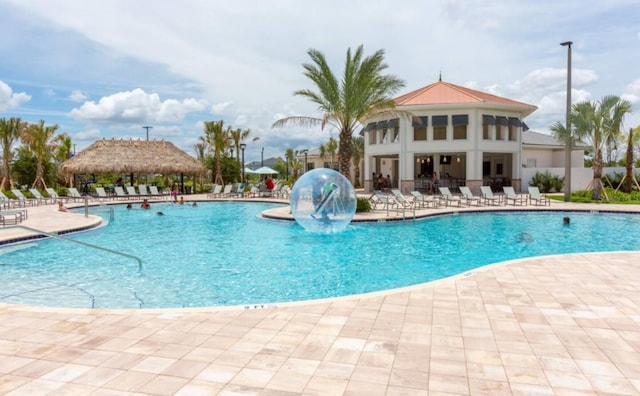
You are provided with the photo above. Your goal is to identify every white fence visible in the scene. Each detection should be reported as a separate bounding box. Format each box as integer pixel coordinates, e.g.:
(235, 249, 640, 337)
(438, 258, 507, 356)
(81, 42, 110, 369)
(521, 167, 629, 193)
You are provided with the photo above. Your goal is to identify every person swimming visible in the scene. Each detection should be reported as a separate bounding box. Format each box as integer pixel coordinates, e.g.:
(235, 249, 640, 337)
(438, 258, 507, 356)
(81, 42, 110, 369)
(157, 211, 164, 216)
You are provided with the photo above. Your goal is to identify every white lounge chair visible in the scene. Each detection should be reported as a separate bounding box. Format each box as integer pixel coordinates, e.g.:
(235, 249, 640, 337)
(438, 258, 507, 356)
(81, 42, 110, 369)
(480, 186, 502, 206)
(503, 186, 527, 206)
(148, 185, 167, 200)
(0, 191, 17, 208)
(207, 184, 222, 198)
(221, 184, 233, 197)
(126, 186, 140, 199)
(95, 187, 110, 201)
(458, 186, 482, 206)
(410, 190, 439, 208)
(29, 188, 55, 204)
(67, 187, 84, 202)
(528, 186, 550, 206)
(391, 189, 415, 209)
(45, 187, 66, 203)
(438, 187, 462, 207)
(11, 189, 38, 206)
(114, 186, 128, 200)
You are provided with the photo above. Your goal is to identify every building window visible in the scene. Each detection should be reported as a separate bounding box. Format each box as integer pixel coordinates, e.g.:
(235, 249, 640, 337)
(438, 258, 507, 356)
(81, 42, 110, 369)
(482, 115, 495, 140)
(508, 117, 520, 141)
(366, 122, 377, 145)
(412, 116, 428, 141)
(323, 162, 338, 171)
(496, 117, 508, 140)
(307, 163, 315, 171)
(387, 118, 400, 143)
(452, 114, 468, 140)
(432, 115, 448, 140)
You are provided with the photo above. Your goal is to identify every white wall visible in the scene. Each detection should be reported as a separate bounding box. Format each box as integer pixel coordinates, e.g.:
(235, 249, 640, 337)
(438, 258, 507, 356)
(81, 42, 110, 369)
(521, 167, 627, 192)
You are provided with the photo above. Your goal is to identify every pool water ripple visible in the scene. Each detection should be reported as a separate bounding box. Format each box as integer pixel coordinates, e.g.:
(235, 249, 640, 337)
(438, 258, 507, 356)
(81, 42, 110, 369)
(0, 202, 638, 309)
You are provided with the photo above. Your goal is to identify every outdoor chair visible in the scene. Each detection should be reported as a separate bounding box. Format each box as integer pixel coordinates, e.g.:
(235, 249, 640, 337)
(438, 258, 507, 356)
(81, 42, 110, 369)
(95, 187, 110, 201)
(207, 184, 222, 198)
(67, 187, 84, 202)
(458, 186, 482, 207)
(390, 189, 416, 209)
(410, 190, 439, 208)
(503, 186, 527, 206)
(126, 186, 140, 199)
(29, 188, 56, 204)
(438, 187, 462, 207)
(480, 186, 502, 206)
(114, 186, 129, 200)
(148, 186, 167, 200)
(11, 189, 38, 206)
(528, 186, 551, 206)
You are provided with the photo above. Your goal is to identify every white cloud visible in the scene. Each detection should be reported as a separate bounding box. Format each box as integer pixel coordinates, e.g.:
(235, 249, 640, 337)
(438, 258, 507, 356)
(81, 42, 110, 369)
(0, 80, 31, 112)
(211, 101, 233, 114)
(73, 127, 102, 141)
(46, 89, 56, 96)
(68, 88, 208, 123)
(69, 90, 88, 102)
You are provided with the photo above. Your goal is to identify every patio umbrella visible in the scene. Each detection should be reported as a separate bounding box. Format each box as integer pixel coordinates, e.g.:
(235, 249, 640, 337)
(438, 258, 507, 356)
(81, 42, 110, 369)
(253, 166, 279, 175)
(244, 167, 256, 174)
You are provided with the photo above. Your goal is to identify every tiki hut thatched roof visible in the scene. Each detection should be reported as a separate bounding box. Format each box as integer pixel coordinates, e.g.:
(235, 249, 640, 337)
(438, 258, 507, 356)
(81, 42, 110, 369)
(59, 139, 206, 176)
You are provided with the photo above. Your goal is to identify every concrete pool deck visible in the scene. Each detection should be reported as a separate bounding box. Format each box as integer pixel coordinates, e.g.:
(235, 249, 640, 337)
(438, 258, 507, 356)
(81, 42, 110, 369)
(0, 195, 638, 395)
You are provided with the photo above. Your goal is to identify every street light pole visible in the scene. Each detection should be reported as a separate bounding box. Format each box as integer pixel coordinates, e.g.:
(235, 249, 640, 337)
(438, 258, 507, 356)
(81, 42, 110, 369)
(285, 153, 289, 182)
(261, 147, 264, 167)
(561, 41, 573, 202)
(301, 149, 309, 173)
(240, 143, 247, 183)
(143, 126, 152, 141)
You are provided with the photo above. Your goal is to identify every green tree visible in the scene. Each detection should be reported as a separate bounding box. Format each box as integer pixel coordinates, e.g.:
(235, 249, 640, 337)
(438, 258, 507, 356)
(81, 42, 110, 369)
(571, 96, 632, 200)
(284, 148, 303, 182)
(0, 117, 26, 190)
(20, 119, 59, 189)
(273, 45, 405, 181)
(203, 120, 231, 185)
(319, 136, 338, 170)
(52, 132, 72, 186)
(351, 136, 364, 188)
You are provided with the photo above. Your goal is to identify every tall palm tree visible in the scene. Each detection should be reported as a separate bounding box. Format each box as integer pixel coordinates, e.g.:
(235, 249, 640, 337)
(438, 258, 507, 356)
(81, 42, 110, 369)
(20, 119, 59, 189)
(284, 148, 303, 181)
(52, 132, 72, 186)
(0, 117, 26, 190)
(351, 136, 364, 188)
(273, 45, 405, 181)
(571, 95, 632, 200)
(319, 137, 338, 170)
(203, 120, 231, 185)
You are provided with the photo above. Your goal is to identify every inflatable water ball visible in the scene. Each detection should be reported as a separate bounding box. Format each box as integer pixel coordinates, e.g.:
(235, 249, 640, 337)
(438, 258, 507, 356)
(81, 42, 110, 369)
(290, 168, 357, 233)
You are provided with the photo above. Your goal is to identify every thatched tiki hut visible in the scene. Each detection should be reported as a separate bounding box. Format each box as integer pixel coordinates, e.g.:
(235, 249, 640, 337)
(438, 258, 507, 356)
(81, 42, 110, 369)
(59, 139, 206, 192)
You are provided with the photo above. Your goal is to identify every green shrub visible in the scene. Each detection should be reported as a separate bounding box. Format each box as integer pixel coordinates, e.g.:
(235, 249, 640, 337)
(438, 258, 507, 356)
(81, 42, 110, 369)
(356, 197, 372, 213)
(530, 171, 564, 193)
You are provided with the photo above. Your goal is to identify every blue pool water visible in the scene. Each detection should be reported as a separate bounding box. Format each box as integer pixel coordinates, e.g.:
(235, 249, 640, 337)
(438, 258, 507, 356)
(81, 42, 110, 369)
(0, 202, 638, 309)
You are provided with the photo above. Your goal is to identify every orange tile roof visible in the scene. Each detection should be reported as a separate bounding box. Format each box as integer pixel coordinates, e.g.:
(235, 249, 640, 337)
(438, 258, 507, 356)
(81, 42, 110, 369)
(394, 80, 536, 109)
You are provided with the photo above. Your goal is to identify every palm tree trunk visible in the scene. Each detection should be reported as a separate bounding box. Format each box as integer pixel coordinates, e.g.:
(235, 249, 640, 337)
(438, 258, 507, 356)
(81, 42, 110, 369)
(592, 150, 603, 200)
(354, 163, 361, 188)
(338, 130, 352, 181)
(625, 128, 633, 193)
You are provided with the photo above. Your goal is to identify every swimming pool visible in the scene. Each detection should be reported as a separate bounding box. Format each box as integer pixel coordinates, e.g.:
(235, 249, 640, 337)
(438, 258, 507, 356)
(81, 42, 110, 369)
(1, 202, 638, 309)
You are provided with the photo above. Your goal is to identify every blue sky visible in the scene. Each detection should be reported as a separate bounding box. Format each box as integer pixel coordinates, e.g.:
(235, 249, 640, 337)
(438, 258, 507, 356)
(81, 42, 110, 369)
(1, 0, 639, 162)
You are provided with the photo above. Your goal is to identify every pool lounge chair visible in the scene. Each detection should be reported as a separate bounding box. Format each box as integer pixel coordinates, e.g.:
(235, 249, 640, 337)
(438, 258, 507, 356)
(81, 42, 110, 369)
(11, 189, 38, 206)
(207, 184, 222, 198)
(390, 189, 416, 209)
(458, 186, 482, 206)
(503, 186, 527, 206)
(373, 191, 400, 215)
(0, 191, 17, 208)
(114, 186, 129, 200)
(45, 187, 67, 203)
(29, 188, 56, 204)
(528, 186, 551, 206)
(230, 183, 245, 197)
(480, 186, 502, 206)
(148, 185, 167, 200)
(67, 187, 84, 202)
(220, 184, 233, 197)
(95, 187, 110, 201)
(438, 187, 462, 207)
(410, 190, 439, 208)
(126, 186, 140, 199)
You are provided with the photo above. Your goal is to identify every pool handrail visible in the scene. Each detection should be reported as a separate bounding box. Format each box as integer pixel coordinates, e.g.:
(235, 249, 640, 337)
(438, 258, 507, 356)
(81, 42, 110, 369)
(2, 224, 142, 272)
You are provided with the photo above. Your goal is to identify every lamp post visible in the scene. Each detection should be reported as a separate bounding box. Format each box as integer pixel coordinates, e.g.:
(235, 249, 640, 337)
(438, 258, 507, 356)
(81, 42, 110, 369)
(285, 153, 289, 181)
(143, 126, 152, 141)
(301, 149, 309, 173)
(240, 143, 247, 183)
(261, 147, 264, 167)
(561, 41, 573, 201)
